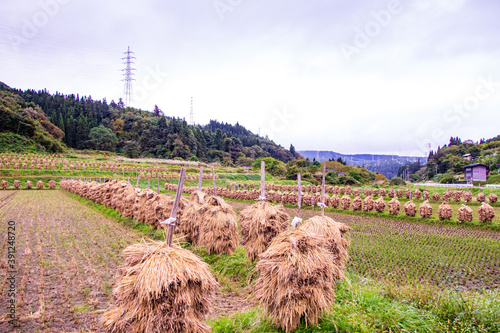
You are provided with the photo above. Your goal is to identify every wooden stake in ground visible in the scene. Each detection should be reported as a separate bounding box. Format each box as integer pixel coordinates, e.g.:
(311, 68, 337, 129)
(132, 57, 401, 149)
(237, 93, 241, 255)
(291, 173, 302, 228)
(297, 173, 302, 214)
(198, 166, 203, 191)
(321, 162, 326, 216)
(260, 160, 266, 202)
(162, 167, 186, 247)
(135, 174, 140, 188)
(212, 167, 216, 196)
(157, 177, 160, 195)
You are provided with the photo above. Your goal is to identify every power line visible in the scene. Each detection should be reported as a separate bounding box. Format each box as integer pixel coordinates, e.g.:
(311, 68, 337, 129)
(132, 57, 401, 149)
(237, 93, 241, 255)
(121, 46, 136, 107)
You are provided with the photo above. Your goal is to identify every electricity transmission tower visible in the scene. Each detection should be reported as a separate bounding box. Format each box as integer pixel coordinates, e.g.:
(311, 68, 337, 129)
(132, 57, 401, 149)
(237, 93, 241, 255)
(121, 46, 136, 107)
(189, 97, 194, 125)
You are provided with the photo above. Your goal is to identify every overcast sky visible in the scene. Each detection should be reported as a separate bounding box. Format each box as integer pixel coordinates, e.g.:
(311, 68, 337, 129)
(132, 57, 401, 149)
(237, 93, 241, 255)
(1, 0, 499, 156)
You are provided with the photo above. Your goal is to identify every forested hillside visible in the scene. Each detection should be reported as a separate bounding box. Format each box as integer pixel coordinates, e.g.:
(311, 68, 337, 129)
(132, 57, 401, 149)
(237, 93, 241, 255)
(0, 83, 65, 153)
(0, 82, 295, 164)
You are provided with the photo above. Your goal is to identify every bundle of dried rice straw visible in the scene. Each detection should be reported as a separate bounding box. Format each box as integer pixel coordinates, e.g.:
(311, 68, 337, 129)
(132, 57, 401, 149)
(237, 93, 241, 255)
(438, 202, 453, 220)
(457, 205, 473, 223)
(198, 196, 239, 255)
(177, 191, 207, 244)
(329, 194, 340, 209)
(298, 215, 350, 272)
(352, 196, 362, 211)
(423, 189, 430, 200)
(340, 195, 351, 210)
(254, 228, 342, 332)
(419, 200, 432, 218)
(478, 202, 495, 223)
(374, 197, 386, 212)
(404, 201, 416, 217)
(100, 242, 218, 333)
(388, 198, 400, 215)
(239, 201, 290, 262)
(363, 196, 374, 212)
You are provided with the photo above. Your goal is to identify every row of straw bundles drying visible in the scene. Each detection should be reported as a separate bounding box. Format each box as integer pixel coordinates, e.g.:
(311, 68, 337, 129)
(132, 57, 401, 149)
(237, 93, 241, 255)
(1, 180, 53, 189)
(60, 180, 187, 230)
(168, 182, 497, 207)
(61, 179, 243, 257)
(254, 215, 350, 332)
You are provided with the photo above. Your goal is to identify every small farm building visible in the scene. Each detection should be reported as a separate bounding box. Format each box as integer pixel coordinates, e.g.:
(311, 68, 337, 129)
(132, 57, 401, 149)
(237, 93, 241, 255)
(463, 163, 488, 181)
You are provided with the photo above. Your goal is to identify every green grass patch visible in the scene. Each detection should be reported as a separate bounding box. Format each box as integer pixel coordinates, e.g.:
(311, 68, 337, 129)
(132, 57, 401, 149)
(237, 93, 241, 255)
(209, 275, 500, 333)
(192, 246, 255, 293)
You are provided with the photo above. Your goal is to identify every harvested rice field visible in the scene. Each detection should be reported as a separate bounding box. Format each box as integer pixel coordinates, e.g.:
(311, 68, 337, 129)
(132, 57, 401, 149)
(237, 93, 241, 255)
(0, 191, 499, 332)
(0, 190, 140, 331)
(228, 201, 500, 290)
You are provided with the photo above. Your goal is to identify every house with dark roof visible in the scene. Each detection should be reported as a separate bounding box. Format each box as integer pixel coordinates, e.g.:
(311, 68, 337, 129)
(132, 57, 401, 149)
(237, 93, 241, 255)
(463, 163, 488, 181)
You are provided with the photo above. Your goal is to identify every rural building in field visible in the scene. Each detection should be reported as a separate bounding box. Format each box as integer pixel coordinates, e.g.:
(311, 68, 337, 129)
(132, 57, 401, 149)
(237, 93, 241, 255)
(463, 163, 488, 181)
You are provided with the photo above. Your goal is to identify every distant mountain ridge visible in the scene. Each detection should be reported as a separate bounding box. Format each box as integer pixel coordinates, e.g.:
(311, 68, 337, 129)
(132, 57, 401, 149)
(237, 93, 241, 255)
(299, 150, 427, 179)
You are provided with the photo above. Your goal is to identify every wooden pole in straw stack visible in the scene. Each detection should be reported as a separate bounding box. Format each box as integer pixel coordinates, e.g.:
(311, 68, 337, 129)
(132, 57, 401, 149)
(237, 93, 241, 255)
(297, 173, 302, 215)
(135, 173, 140, 188)
(260, 160, 266, 203)
(164, 167, 186, 247)
(157, 177, 160, 194)
(321, 162, 326, 216)
(212, 167, 216, 196)
(198, 166, 203, 191)
(291, 173, 303, 228)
